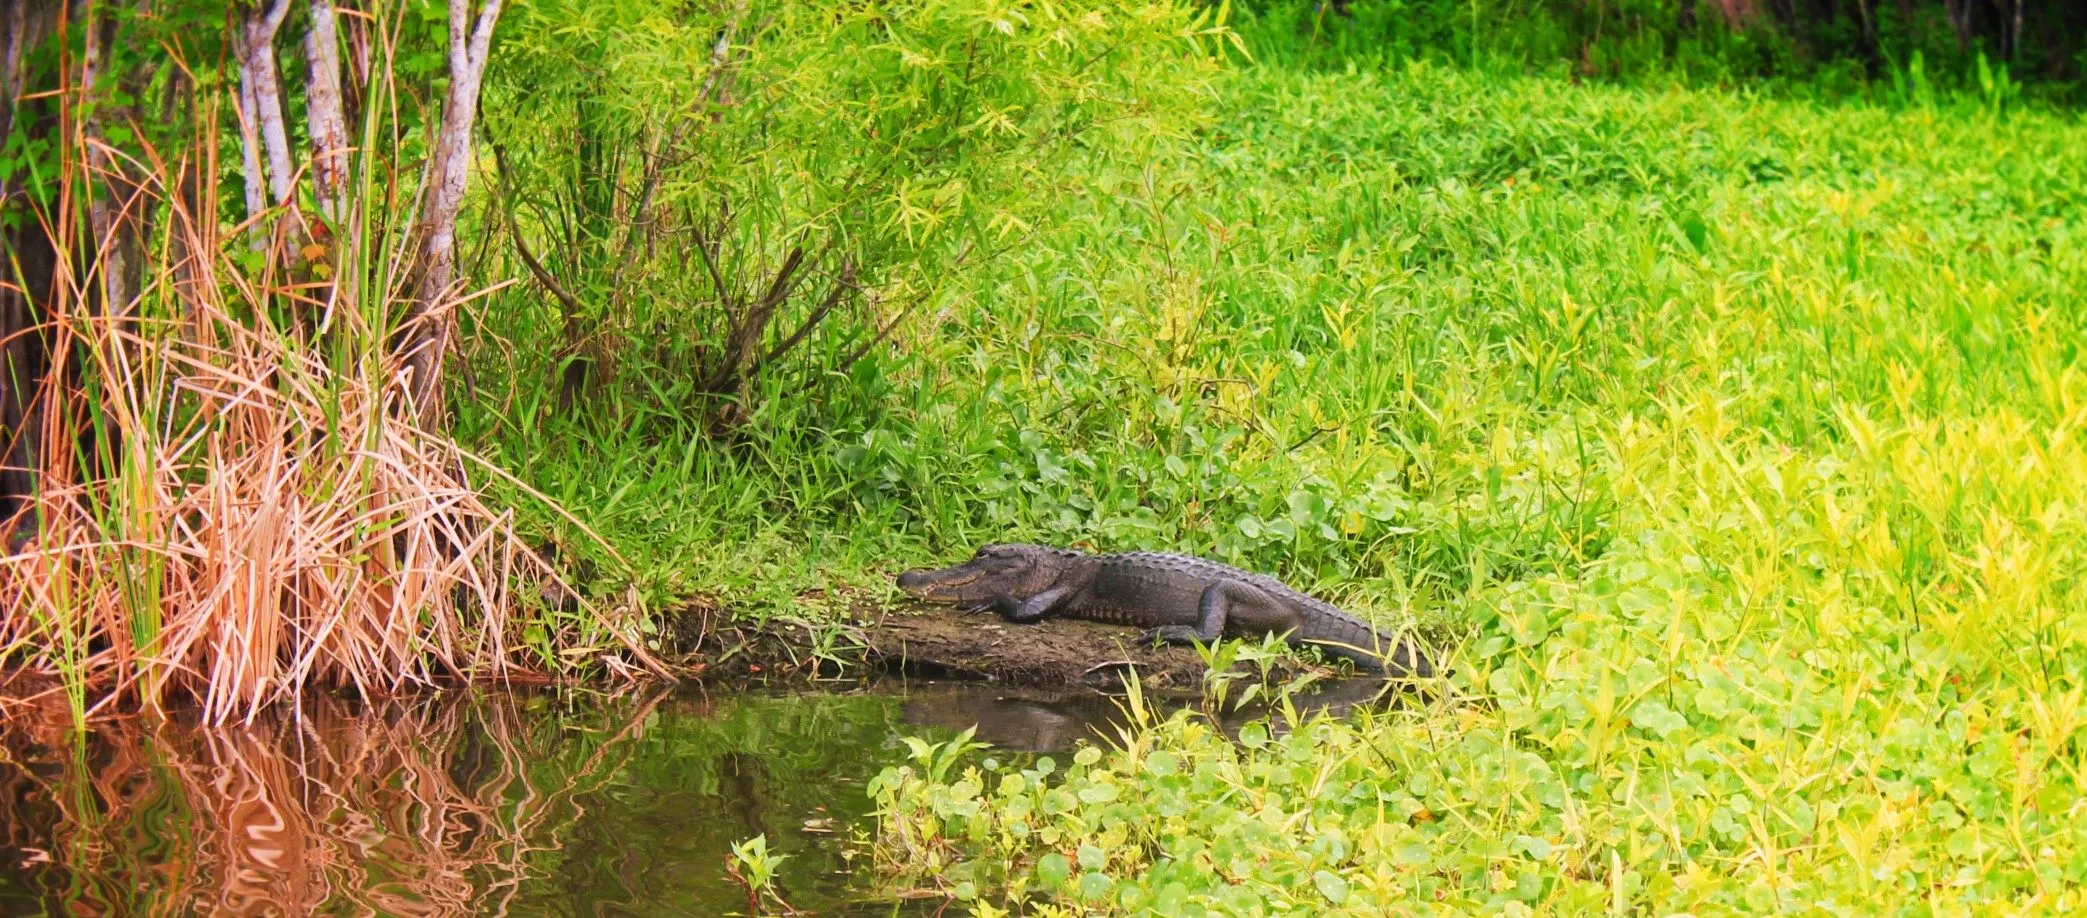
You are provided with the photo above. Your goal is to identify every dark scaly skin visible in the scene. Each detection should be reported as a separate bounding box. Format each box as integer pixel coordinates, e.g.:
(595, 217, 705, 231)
(896, 544, 1432, 677)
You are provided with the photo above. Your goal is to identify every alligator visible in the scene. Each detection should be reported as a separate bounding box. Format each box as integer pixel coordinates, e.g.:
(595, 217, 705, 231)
(895, 544, 1432, 677)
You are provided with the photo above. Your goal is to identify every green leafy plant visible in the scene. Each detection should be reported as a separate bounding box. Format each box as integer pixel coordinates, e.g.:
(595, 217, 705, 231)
(727, 833, 794, 915)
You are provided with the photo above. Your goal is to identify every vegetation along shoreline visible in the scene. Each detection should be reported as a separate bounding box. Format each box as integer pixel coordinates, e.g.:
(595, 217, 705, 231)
(4, 0, 2085, 912)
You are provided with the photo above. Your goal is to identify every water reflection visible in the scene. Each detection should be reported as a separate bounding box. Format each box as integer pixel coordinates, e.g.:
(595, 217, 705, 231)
(898, 676, 1402, 752)
(0, 677, 1402, 915)
(0, 687, 915, 916)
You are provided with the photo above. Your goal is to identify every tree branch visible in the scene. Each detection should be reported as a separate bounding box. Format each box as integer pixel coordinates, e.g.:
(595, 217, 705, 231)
(704, 244, 803, 393)
(758, 260, 855, 370)
(490, 144, 585, 322)
(612, 15, 743, 301)
(689, 222, 735, 314)
(835, 294, 917, 379)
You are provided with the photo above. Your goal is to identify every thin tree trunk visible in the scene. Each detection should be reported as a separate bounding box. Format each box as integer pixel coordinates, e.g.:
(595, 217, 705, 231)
(235, 69, 265, 249)
(1982, 0, 2012, 58)
(2011, 0, 2024, 62)
(234, 1, 290, 249)
(0, 0, 36, 141)
(83, 6, 153, 323)
(403, 0, 503, 424)
(244, 0, 294, 208)
(0, 0, 57, 542)
(352, 2, 372, 110)
(1853, 0, 1878, 70)
(304, 0, 350, 225)
(83, 5, 118, 295)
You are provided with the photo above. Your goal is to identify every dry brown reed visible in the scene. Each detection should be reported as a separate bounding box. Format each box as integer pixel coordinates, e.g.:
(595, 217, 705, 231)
(0, 79, 663, 725)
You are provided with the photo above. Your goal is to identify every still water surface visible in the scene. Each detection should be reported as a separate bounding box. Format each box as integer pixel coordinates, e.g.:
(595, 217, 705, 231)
(0, 678, 1393, 916)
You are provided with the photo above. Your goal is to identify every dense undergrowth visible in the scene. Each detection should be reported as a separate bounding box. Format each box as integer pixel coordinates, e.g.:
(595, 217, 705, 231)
(833, 31, 2087, 918)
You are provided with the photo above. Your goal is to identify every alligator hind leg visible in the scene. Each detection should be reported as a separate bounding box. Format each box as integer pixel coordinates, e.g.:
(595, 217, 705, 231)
(1145, 581, 1298, 646)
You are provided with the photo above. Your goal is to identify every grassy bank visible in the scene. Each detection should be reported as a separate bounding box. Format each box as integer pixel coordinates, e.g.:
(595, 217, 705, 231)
(823, 45, 2087, 917)
(481, 55, 2085, 632)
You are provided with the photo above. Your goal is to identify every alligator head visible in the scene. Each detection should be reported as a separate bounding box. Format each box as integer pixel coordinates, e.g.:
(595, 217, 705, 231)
(896, 544, 1077, 608)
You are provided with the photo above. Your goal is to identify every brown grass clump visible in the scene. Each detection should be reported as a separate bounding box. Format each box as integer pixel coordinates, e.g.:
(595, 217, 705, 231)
(0, 65, 663, 725)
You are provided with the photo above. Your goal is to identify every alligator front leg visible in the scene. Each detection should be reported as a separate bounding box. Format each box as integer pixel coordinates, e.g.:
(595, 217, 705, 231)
(1145, 581, 1289, 646)
(999, 586, 1073, 625)
(959, 596, 1015, 616)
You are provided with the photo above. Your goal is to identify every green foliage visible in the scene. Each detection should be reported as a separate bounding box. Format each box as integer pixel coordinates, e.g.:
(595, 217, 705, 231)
(453, 12, 2087, 906)
(727, 834, 790, 912)
(464, 0, 1230, 608)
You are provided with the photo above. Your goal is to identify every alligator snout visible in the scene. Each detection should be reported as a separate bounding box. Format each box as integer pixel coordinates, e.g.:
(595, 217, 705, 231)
(896, 564, 987, 601)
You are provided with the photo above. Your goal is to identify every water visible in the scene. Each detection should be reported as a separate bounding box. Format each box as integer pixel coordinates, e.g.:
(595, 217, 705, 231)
(0, 678, 1398, 916)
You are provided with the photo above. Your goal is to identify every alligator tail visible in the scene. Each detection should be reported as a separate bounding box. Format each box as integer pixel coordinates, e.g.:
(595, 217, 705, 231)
(1297, 620, 1433, 677)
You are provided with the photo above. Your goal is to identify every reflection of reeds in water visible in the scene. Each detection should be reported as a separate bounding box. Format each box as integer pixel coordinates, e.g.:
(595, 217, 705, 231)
(0, 687, 666, 916)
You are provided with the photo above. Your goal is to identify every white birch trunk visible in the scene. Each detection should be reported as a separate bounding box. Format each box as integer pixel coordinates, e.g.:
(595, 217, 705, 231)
(247, 0, 294, 206)
(403, 0, 502, 422)
(235, 61, 267, 250)
(237, 0, 293, 249)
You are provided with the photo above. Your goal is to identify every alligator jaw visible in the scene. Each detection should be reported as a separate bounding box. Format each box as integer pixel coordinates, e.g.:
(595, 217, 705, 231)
(897, 545, 1074, 606)
(896, 566, 986, 603)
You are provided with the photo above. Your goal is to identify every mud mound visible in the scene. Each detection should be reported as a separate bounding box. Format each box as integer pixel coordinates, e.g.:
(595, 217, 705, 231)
(864, 605, 1212, 689)
(671, 600, 1236, 689)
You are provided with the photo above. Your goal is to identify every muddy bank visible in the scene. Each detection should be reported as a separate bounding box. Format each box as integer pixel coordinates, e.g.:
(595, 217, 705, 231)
(670, 598, 1317, 690)
(859, 603, 1224, 687)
